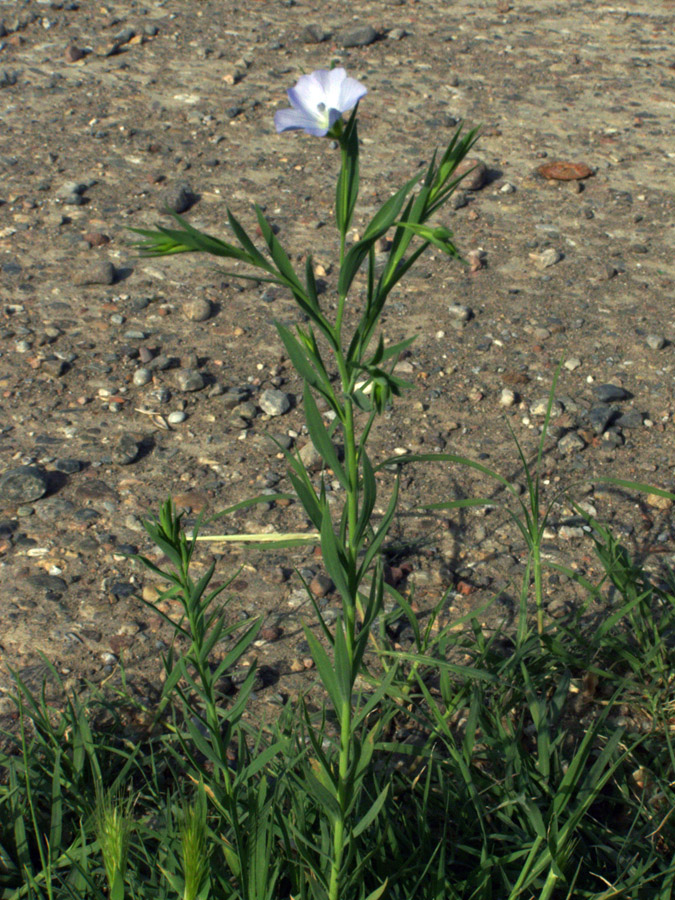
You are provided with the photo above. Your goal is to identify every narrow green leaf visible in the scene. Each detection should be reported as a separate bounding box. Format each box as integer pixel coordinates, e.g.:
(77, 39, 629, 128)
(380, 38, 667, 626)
(336, 106, 360, 235)
(363, 880, 388, 900)
(337, 171, 422, 297)
(320, 505, 353, 607)
(254, 205, 305, 294)
(356, 478, 399, 583)
(303, 384, 348, 488)
(275, 322, 331, 398)
(227, 207, 271, 270)
(303, 626, 344, 713)
(353, 784, 389, 837)
(355, 448, 377, 545)
(333, 618, 353, 709)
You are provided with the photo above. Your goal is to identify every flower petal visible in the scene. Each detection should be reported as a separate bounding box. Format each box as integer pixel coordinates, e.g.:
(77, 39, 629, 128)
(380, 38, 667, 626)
(288, 71, 330, 115)
(337, 75, 367, 112)
(274, 107, 329, 136)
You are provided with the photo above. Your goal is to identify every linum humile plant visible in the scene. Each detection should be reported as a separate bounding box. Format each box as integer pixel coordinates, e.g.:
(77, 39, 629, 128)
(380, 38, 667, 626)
(132, 66, 478, 899)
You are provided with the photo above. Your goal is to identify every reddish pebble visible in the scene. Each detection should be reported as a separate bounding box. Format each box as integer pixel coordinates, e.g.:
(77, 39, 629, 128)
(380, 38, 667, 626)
(84, 231, 110, 247)
(261, 625, 282, 642)
(536, 161, 593, 181)
(310, 574, 334, 598)
(456, 580, 477, 595)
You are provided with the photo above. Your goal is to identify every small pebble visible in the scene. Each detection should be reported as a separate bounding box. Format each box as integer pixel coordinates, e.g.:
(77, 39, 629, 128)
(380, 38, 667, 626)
(259, 389, 291, 416)
(557, 431, 586, 454)
(564, 357, 581, 371)
(167, 410, 187, 424)
(340, 24, 378, 47)
(175, 369, 205, 392)
(531, 248, 563, 269)
(646, 334, 666, 351)
(499, 388, 516, 407)
(183, 297, 212, 322)
(133, 368, 152, 386)
(529, 398, 563, 417)
(447, 303, 473, 322)
(0, 466, 49, 504)
(72, 260, 116, 286)
(594, 383, 630, 403)
(455, 158, 488, 191)
(159, 183, 194, 214)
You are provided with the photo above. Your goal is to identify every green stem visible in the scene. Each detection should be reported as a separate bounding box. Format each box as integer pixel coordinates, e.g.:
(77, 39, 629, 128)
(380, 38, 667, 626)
(329, 699, 353, 900)
(533, 543, 544, 638)
(335, 140, 349, 338)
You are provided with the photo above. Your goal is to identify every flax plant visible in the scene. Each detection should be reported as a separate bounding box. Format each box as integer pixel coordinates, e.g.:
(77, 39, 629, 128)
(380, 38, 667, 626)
(132, 66, 478, 900)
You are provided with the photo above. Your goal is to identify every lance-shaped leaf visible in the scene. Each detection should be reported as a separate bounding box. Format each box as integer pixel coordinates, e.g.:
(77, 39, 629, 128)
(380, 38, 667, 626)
(303, 625, 345, 714)
(320, 504, 354, 608)
(393, 222, 461, 258)
(254, 205, 305, 293)
(354, 447, 376, 547)
(356, 477, 399, 583)
(337, 171, 423, 299)
(336, 105, 360, 236)
(275, 322, 337, 408)
(131, 212, 254, 263)
(303, 383, 348, 489)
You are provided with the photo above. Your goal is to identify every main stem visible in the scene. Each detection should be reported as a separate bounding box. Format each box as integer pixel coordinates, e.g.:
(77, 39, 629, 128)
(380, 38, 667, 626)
(328, 327, 360, 900)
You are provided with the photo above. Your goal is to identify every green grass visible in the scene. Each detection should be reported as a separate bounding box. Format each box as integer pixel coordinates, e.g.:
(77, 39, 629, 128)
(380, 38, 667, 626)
(1, 483, 674, 900)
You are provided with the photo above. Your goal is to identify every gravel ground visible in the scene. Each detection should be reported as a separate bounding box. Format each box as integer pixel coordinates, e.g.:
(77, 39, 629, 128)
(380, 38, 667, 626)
(0, 0, 674, 727)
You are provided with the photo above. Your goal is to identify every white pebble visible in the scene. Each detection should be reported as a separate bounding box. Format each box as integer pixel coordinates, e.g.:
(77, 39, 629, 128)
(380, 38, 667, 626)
(499, 388, 516, 407)
(168, 410, 187, 424)
(564, 357, 581, 371)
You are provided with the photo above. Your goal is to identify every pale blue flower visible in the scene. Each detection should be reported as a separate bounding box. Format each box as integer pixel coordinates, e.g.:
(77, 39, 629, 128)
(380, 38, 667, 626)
(274, 68, 367, 137)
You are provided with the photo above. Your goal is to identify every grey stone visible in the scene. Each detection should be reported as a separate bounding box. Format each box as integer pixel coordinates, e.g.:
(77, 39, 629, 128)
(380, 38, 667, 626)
(53, 458, 81, 474)
(616, 410, 644, 429)
(340, 25, 378, 47)
(588, 404, 616, 435)
(222, 387, 251, 410)
(646, 334, 667, 351)
(302, 24, 330, 42)
(557, 431, 585, 454)
(533, 248, 563, 269)
(175, 369, 205, 392)
(112, 433, 140, 465)
(159, 183, 194, 214)
(594, 383, 630, 402)
(26, 574, 67, 595)
(148, 354, 172, 371)
(456, 158, 488, 191)
(0, 466, 49, 504)
(42, 358, 67, 377)
(133, 367, 152, 386)
(529, 397, 563, 417)
(602, 430, 624, 448)
(183, 297, 212, 322)
(451, 191, 468, 209)
(447, 303, 472, 322)
(259, 389, 291, 416)
(0, 70, 18, 89)
(558, 525, 586, 541)
(72, 260, 115, 286)
(34, 498, 76, 522)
